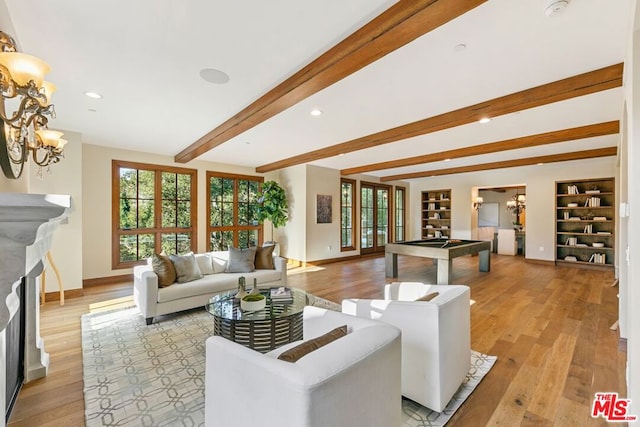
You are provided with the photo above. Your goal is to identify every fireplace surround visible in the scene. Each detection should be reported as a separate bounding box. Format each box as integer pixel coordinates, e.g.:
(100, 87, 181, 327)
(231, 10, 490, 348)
(0, 193, 70, 426)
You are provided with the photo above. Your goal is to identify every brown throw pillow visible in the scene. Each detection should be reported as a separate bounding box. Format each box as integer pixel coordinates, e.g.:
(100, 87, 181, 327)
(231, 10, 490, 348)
(415, 292, 439, 302)
(151, 253, 176, 287)
(254, 245, 275, 270)
(278, 325, 348, 363)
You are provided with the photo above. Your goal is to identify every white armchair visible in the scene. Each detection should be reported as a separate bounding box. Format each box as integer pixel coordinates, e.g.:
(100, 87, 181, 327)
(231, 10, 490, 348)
(205, 306, 402, 427)
(497, 229, 518, 255)
(342, 282, 470, 412)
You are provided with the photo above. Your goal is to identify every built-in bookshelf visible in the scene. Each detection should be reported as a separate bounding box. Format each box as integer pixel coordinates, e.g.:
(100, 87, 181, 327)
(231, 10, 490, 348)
(421, 189, 451, 239)
(555, 177, 615, 269)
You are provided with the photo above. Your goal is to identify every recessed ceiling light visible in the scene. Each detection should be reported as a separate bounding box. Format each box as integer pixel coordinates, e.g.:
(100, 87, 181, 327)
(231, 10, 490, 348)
(199, 68, 230, 84)
(84, 91, 102, 99)
(310, 109, 323, 117)
(454, 43, 467, 52)
(444, 158, 452, 162)
(537, 162, 544, 165)
(479, 117, 491, 124)
(338, 153, 345, 156)
(544, 0, 569, 16)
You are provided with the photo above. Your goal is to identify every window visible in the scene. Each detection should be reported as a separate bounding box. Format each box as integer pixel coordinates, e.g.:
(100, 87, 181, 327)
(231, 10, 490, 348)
(340, 178, 356, 251)
(207, 172, 263, 251)
(112, 160, 197, 269)
(395, 186, 406, 241)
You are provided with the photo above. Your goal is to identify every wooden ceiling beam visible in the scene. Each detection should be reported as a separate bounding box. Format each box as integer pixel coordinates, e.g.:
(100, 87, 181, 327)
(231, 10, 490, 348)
(174, 0, 488, 164)
(379, 147, 618, 181)
(341, 121, 619, 175)
(256, 63, 623, 173)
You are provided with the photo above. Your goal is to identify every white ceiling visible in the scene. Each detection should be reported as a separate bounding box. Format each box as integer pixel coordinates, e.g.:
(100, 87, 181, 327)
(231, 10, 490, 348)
(3, 0, 632, 178)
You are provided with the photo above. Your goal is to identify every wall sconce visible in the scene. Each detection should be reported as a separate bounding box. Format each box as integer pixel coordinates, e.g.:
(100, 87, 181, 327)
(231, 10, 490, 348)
(0, 30, 66, 179)
(473, 196, 483, 211)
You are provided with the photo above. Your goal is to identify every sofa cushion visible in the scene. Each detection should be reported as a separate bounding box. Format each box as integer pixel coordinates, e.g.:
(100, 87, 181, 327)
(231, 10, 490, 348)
(254, 245, 275, 270)
(155, 270, 283, 303)
(170, 253, 203, 283)
(225, 246, 256, 273)
(210, 251, 228, 273)
(277, 325, 348, 363)
(195, 253, 214, 275)
(151, 253, 177, 287)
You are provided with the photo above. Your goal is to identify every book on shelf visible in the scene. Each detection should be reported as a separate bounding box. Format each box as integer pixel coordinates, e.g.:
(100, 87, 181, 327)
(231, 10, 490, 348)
(585, 189, 600, 194)
(567, 184, 579, 195)
(588, 253, 606, 264)
(593, 216, 607, 221)
(596, 231, 611, 235)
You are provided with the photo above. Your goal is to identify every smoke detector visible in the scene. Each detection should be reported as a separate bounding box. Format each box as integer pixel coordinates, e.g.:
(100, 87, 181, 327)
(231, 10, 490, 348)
(544, 0, 569, 16)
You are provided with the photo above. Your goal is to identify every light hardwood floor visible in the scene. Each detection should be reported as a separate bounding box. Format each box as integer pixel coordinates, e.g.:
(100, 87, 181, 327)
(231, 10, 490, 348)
(8, 254, 624, 426)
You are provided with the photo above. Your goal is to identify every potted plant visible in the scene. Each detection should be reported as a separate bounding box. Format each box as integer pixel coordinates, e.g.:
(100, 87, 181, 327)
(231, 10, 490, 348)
(257, 181, 288, 244)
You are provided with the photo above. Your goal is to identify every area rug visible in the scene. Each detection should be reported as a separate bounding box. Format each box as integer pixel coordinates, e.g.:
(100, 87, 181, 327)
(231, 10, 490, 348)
(82, 298, 496, 427)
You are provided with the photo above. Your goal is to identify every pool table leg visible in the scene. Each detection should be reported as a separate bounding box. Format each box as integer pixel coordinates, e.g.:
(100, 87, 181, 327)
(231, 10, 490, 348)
(479, 249, 491, 272)
(436, 259, 452, 285)
(385, 252, 398, 277)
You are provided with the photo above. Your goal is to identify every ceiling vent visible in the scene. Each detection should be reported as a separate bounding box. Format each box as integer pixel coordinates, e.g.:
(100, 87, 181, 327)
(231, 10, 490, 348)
(544, 0, 570, 16)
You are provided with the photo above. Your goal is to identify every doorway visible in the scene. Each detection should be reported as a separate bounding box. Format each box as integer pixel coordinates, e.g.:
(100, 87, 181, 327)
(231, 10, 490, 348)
(476, 186, 526, 256)
(360, 182, 391, 254)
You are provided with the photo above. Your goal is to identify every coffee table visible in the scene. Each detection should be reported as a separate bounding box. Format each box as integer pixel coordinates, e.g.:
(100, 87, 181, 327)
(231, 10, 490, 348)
(206, 287, 309, 353)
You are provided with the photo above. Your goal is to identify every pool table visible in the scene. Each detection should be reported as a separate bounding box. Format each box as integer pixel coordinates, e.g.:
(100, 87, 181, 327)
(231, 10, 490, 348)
(385, 239, 491, 284)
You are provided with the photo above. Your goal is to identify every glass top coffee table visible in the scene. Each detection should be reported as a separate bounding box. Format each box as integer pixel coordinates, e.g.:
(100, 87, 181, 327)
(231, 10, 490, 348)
(205, 287, 310, 353)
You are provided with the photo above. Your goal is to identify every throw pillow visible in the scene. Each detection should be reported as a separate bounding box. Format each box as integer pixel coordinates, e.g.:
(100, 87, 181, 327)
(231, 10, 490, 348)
(278, 325, 348, 363)
(225, 246, 257, 273)
(195, 253, 214, 275)
(254, 245, 275, 270)
(151, 253, 177, 287)
(169, 253, 203, 283)
(415, 291, 439, 302)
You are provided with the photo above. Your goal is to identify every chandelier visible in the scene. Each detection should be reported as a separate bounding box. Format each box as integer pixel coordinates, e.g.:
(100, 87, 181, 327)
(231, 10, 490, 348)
(0, 30, 66, 179)
(506, 192, 526, 216)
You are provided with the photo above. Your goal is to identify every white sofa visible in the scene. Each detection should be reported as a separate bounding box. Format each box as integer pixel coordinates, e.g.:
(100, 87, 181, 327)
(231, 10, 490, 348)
(133, 250, 287, 324)
(205, 306, 401, 427)
(342, 282, 470, 412)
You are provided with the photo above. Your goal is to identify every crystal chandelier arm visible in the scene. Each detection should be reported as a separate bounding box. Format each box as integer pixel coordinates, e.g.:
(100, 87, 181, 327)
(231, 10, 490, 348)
(0, 63, 17, 99)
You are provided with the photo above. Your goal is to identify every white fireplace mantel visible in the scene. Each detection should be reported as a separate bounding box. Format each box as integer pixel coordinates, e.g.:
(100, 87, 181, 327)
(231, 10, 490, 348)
(0, 193, 71, 426)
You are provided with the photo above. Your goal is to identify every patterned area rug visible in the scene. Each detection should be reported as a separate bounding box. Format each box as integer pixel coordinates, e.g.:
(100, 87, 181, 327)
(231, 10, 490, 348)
(82, 299, 496, 427)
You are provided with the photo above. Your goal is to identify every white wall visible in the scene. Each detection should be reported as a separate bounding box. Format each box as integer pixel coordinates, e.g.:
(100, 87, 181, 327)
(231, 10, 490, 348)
(29, 131, 83, 292)
(306, 165, 358, 261)
(410, 158, 616, 261)
(278, 165, 307, 262)
(623, 0, 640, 414)
(81, 143, 264, 280)
(478, 188, 525, 230)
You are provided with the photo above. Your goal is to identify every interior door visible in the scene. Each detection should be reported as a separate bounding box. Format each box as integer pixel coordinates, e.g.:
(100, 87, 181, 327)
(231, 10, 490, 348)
(360, 183, 390, 254)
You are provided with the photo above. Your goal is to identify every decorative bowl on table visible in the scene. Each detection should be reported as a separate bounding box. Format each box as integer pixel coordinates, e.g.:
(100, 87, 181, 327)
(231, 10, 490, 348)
(240, 294, 266, 311)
